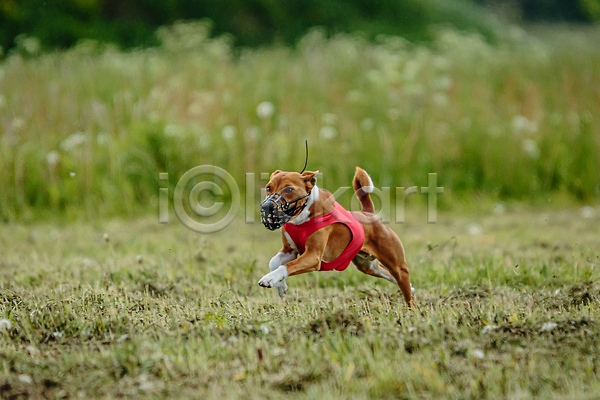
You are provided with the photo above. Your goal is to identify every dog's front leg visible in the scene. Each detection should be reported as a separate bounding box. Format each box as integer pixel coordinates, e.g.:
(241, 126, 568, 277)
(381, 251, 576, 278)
(267, 251, 296, 297)
(259, 230, 328, 289)
(258, 251, 321, 289)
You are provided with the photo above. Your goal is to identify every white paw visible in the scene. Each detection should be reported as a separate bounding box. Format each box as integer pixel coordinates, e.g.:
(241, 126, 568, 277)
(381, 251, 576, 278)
(273, 280, 288, 298)
(258, 265, 288, 288)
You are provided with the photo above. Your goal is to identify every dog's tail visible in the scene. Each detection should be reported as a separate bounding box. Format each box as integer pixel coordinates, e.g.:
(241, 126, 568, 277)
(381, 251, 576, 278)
(353, 167, 375, 214)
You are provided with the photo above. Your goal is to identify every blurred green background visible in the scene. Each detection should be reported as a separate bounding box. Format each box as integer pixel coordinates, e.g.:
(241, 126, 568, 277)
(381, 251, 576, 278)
(0, 0, 599, 222)
(1, 0, 600, 53)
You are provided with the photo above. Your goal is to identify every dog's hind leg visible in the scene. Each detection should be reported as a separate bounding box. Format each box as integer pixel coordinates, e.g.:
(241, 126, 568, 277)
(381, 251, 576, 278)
(378, 256, 415, 307)
(352, 252, 396, 283)
(353, 252, 415, 295)
(365, 227, 415, 306)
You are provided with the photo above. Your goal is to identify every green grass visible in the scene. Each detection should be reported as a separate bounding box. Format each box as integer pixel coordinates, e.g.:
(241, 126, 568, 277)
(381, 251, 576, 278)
(1, 22, 600, 221)
(1, 207, 599, 398)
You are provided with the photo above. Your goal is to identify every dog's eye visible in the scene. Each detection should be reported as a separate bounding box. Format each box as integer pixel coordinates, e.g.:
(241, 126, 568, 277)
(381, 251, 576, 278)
(266, 186, 271, 193)
(283, 187, 293, 194)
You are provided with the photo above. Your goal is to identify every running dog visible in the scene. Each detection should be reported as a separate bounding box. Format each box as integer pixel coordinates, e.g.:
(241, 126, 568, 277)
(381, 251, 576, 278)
(258, 167, 415, 306)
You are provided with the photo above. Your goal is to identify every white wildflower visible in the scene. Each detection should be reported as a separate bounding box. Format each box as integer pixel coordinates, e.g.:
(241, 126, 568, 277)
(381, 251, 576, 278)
(69, 172, 76, 177)
(228, 335, 239, 343)
(96, 133, 109, 146)
(512, 115, 538, 134)
(163, 124, 184, 138)
(540, 322, 557, 332)
(187, 102, 203, 116)
(322, 113, 338, 125)
(472, 349, 485, 359)
(260, 324, 270, 335)
(60, 132, 88, 152)
(16, 35, 40, 55)
(26, 345, 37, 354)
(0, 319, 12, 331)
(138, 373, 154, 391)
(103, 233, 109, 242)
(522, 139, 540, 159)
(273, 347, 286, 356)
(11, 117, 25, 131)
(82, 258, 95, 267)
(579, 206, 595, 219)
(432, 92, 448, 106)
(387, 108, 400, 121)
(221, 125, 237, 142)
(52, 331, 64, 338)
(482, 325, 497, 334)
(360, 118, 375, 131)
(19, 374, 33, 384)
(494, 203, 506, 215)
(512, 115, 529, 132)
(434, 75, 452, 90)
(198, 133, 210, 150)
(319, 126, 337, 140)
(136, 255, 143, 264)
(278, 116, 289, 129)
(256, 101, 275, 119)
(46, 151, 60, 167)
(467, 223, 483, 236)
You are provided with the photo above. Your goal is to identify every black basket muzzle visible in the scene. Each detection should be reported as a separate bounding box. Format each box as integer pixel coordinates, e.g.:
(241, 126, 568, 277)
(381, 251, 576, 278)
(260, 191, 310, 230)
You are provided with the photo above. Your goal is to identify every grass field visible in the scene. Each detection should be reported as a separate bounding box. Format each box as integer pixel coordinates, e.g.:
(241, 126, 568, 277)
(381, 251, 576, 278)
(1, 206, 599, 399)
(1, 19, 600, 399)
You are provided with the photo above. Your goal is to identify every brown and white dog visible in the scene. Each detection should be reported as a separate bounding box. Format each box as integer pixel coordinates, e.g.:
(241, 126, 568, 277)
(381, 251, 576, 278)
(258, 167, 415, 306)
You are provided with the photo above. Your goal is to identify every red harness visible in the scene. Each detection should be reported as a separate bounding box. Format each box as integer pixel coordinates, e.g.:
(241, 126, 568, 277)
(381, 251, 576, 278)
(283, 202, 365, 271)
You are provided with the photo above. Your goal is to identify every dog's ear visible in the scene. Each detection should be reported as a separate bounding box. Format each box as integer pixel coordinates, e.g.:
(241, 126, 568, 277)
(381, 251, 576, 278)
(301, 170, 319, 189)
(270, 170, 282, 179)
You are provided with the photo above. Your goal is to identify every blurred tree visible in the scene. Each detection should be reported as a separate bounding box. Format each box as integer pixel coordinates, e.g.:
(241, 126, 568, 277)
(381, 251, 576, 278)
(476, 0, 600, 21)
(0, 0, 598, 55)
(576, 0, 600, 20)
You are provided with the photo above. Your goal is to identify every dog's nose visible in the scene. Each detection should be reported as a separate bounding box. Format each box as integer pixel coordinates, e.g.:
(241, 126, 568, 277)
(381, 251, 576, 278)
(261, 201, 275, 214)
